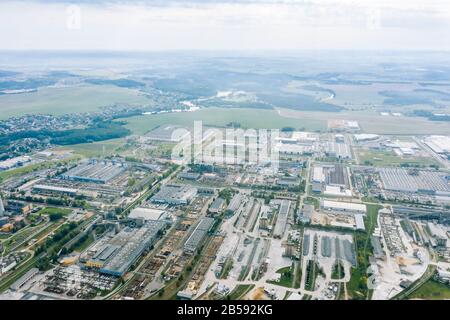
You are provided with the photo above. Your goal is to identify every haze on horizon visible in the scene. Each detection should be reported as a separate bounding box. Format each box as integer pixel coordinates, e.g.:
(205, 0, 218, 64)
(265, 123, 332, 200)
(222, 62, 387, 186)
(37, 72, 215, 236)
(1, 0, 450, 52)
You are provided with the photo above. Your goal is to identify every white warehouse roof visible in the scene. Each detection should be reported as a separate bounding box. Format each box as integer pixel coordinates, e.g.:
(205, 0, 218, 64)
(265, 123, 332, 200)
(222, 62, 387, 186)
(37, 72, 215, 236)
(129, 207, 166, 221)
(323, 200, 367, 213)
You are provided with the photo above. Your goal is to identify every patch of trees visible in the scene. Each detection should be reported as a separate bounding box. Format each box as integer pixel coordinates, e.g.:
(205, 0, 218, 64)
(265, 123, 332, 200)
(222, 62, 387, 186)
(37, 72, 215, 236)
(0, 121, 130, 146)
(281, 126, 295, 132)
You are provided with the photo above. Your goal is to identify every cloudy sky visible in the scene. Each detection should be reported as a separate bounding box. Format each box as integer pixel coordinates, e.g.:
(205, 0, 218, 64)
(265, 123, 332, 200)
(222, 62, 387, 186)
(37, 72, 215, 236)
(1, 0, 450, 51)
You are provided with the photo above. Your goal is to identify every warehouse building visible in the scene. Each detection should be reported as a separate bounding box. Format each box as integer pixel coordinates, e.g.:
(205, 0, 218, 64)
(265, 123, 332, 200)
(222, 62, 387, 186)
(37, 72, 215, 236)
(273, 200, 291, 239)
(144, 124, 191, 142)
(226, 193, 242, 215)
(208, 197, 226, 215)
(86, 220, 166, 277)
(423, 135, 450, 158)
(312, 166, 325, 183)
(322, 200, 367, 214)
(183, 217, 215, 254)
(354, 214, 366, 230)
(326, 164, 348, 187)
(32, 184, 78, 197)
(325, 141, 352, 159)
(128, 207, 167, 222)
(151, 184, 197, 205)
(177, 171, 201, 181)
(379, 168, 450, 193)
(60, 159, 126, 184)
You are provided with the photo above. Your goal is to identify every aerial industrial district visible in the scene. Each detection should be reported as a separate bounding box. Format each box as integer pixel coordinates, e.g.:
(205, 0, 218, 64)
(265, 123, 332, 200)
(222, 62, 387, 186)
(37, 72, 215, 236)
(0, 122, 449, 301)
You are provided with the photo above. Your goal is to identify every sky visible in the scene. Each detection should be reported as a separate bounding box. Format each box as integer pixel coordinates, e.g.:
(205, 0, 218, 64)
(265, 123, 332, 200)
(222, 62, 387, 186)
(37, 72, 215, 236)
(1, 0, 450, 51)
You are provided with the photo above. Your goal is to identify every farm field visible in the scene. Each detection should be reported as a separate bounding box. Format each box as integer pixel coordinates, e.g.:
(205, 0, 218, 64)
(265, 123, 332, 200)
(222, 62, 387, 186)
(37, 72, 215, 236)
(356, 149, 440, 168)
(122, 108, 327, 135)
(408, 279, 450, 300)
(0, 85, 150, 119)
(53, 138, 127, 158)
(277, 108, 450, 135)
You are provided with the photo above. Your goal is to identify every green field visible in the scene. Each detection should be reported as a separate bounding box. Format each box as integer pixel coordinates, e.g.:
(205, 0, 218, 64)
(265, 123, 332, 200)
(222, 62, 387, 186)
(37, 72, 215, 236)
(267, 265, 294, 288)
(357, 149, 440, 168)
(122, 108, 327, 135)
(0, 85, 150, 119)
(277, 108, 450, 135)
(408, 279, 450, 300)
(53, 138, 126, 158)
(36, 207, 72, 216)
(347, 204, 381, 300)
(0, 162, 49, 181)
(0, 156, 79, 182)
(227, 284, 255, 300)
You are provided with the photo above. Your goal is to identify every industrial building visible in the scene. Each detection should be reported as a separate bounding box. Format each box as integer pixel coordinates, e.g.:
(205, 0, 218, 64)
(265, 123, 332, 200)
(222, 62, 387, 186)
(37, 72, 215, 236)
(177, 171, 201, 180)
(208, 197, 226, 215)
(427, 222, 448, 248)
(32, 184, 78, 197)
(60, 159, 126, 184)
(299, 204, 313, 224)
(144, 124, 191, 142)
(423, 135, 450, 159)
(226, 193, 242, 215)
(5, 200, 32, 215)
(273, 200, 291, 239)
(276, 176, 300, 187)
(379, 168, 450, 194)
(0, 195, 5, 216)
(354, 134, 379, 142)
(312, 166, 325, 183)
(183, 217, 215, 254)
(128, 207, 167, 221)
(151, 184, 197, 205)
(322, 200, 367, 214)
(354, 214, 366, 230)
(0, 156, 31, 171)
(327, 164, 348, 187)
(86, 220, 166, 277)
(325, 141, 352, 159)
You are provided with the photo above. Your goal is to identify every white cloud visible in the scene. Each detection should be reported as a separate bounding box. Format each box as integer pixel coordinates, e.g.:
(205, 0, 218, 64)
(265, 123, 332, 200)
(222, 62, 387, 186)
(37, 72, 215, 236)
(0, 0, 449, 50)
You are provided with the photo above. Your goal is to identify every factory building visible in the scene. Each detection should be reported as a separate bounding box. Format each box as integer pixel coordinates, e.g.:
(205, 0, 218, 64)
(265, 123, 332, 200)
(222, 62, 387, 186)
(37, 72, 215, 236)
(60, 159, 126, 184)
(312, 166, 325, 183)
(86, 220, 166, 277)
(151, 184, 197, 205)
(379, 168, 450, 194)
(226, 193, 242, 215)
(273, 200, 291, 239)
(354, 134, 379, 142)
(299, 204, 314, 224)
(423, 135, 450, 158)
(128, 207, 167, 222)
(326, 164, 348, 187)
(0, 195, 5, 217)
(354, 214, 366, 230)
(5, 200, 32, 216)
(0, 156, 31, 171)
(276, 176, 300, 187)
(322, 200, 367, 214)
(32, 184, 78, 197)
(325, 141, 352, 159)
(259, 209, 272, 230)
(183, 217, 215, 254)
(177, 171, 201, 181)
(144, 124, 191, 142)
(427, 222, 448, 248)
(208, 197, 226, 215)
